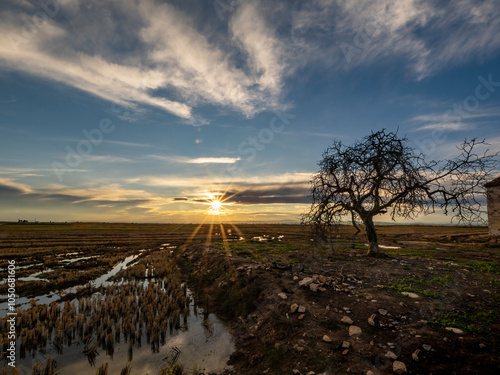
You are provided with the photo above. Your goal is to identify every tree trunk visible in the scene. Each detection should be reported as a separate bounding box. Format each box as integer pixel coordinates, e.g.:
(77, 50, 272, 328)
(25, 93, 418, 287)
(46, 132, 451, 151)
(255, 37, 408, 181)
(364, 216, 380, 256)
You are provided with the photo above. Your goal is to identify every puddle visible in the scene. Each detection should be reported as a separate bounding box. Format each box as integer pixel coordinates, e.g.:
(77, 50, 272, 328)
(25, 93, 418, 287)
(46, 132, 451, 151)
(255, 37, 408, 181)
(3, 292, 233, 374)
(61, 256, 97, 264)
(1, 283, 233, 374)
(0, 255, 140, 315)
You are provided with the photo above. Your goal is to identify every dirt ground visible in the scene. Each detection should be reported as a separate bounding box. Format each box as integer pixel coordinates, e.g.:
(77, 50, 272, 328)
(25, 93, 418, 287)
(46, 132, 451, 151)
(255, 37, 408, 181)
(1, 223, 499, 374)
(177, 225, 500, 375)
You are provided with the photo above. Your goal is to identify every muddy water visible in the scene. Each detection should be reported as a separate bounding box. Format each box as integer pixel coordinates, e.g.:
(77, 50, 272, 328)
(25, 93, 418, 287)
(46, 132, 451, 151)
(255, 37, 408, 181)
(0, 254, 140, 315)
(1, 253, 235, 373)
(7, 299, 233, 374)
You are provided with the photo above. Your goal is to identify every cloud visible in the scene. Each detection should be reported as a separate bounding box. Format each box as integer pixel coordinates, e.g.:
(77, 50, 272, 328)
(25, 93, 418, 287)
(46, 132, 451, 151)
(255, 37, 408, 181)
(416, 123, 472, 131)
(0, 0, 292, 123)
(409, 106, 500, 132)
(0, 178, 32, 194)
(85, 155, 134, 163)
(230, 2, 284, 98)
(288, 0, 500, 79)
(148, 155, 241, 164)
(103, 140, 152, 148)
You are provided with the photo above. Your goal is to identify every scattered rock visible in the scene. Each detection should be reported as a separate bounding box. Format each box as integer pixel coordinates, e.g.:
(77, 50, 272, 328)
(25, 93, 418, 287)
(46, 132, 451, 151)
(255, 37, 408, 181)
(368, 314, 376, 326)
(298, 314, 305, 320)
(342, 341, 350, 349)
(307, 372, 315, 375)
(293, 276, 299, 281)
(341, 316, 354, 325)
(299, 277, 313, 287)
(445, 327, 464, 334)
(386, 351, 398, 360)
(401, 292, 419, 299)
(292, 370, 300, 375)
(379, 309, 388, 316)
(422, 344, 431, 351)
(412, 349, 420, 361)
(367, 371, 375, 375)
(318, 287, 327, 292)
(290, 303, 298, 313)
(310, 283, 319, 292)
(278, 292, 288, 300)
(322, 335, 333, 343)
(342, 349, 349, 355)
(298, 306, 307, 313)
(349, 325, 362, 336)
(393, 360, 407, 373)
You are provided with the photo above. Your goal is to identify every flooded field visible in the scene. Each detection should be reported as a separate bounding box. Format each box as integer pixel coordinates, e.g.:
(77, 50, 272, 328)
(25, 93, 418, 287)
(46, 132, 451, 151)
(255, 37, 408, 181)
(0, 223, 254, 374)
(1, 222, 496, 374)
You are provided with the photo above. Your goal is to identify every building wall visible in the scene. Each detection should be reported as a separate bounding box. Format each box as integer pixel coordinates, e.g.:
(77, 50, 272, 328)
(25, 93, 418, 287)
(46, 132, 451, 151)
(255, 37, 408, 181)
(487, 185, 500, 241)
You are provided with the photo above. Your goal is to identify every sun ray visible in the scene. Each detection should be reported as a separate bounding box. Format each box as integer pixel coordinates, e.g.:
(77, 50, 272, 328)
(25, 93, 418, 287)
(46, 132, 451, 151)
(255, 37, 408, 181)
(219, 221, 231, 256)
(229, 222, 245, 239)
(205, 218, 214, 247)
(184, 215, 210, 247)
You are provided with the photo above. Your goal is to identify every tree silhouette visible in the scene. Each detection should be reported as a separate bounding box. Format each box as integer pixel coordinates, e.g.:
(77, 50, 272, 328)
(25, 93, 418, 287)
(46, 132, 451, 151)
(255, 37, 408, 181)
(302, 129, 498, 256)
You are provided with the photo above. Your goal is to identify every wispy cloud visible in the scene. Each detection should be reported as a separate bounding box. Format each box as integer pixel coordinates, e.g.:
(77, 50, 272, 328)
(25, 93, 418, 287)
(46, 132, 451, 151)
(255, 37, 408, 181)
(288, 0, 500, 79)
(415, 123, 472, 131)
(85, 155, 134, 163)
(0, 0, 291, 123)
(103, 140, 152, 148)
(148, 155, 241, 164)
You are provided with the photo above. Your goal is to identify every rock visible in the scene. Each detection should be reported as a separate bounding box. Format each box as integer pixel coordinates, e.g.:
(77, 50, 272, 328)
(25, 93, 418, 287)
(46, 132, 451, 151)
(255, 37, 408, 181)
(379, 309, 388, 316)
(412, 349, 420, 361)
(401, 292, 419, 299)
(349, 325, 362, 336)
(318, 287, 327, 292)
(342, 349, 349, 355)
(367, 371, 375, 375)
(278, 292, 288, 300)
(322, 335, 333, 343)
(290, 303, 298, 313)
(298, 314, 305, 320)
(386, 351, 398, 360)
(342, 341, 350, 349)
(299, 277, 313, 287)
(298, 305, 307, 313)
(368, 314, 376, 326)
(445, 327, 464, 334)
(310, 283, 319, 292)
(293, 276, 299, 281)
(393, 361, 407, 373)
(341, 316, 354, 325)
(318, 276, 326, 283)
(296, 346, 304, 352)
(292, 370, 300, 375)
(307, 372, 315, 375)
(422, 344, 431, 351)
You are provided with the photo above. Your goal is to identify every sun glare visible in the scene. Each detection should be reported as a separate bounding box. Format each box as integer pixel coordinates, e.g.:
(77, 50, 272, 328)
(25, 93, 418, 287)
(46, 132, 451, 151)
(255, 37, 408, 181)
(208, 199, 224, 215)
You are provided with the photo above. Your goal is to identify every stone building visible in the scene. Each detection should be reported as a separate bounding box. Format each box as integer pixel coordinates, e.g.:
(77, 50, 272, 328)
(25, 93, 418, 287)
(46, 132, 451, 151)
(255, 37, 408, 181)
(485, 176, 500, 242)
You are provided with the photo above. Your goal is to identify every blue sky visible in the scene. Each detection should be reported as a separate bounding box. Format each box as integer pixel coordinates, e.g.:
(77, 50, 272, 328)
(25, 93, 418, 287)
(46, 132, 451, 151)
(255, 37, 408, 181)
(0, 0, 499, 223)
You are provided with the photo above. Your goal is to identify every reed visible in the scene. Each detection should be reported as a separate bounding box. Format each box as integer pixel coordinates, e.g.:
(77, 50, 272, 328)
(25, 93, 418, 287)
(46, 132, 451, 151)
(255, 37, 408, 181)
(95, 363, 108, 375)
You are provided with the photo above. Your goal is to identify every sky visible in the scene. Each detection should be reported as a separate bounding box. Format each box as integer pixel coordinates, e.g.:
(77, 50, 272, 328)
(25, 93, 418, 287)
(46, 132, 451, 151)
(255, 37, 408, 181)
(0, 0, 499, 224)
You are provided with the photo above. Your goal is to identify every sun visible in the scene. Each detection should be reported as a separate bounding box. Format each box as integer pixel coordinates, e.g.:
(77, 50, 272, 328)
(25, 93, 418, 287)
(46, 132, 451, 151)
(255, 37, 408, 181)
(211, 200, 222, 210)
(208, 198, 224, 215)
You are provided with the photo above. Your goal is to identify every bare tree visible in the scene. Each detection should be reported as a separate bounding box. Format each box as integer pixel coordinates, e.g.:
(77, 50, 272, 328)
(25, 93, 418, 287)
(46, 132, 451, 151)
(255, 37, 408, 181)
(302, 129, 498, 256)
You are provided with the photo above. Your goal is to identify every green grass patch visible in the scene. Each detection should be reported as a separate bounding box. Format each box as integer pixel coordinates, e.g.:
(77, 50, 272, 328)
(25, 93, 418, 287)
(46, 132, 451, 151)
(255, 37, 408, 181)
(464, 261, 500, 275)
(383, 278, 438, 298)
(430, 309, 498, 333)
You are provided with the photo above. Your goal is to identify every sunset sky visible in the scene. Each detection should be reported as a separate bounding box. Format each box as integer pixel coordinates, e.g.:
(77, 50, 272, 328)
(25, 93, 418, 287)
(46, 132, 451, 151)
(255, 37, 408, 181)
(1, 0, 499, 223)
